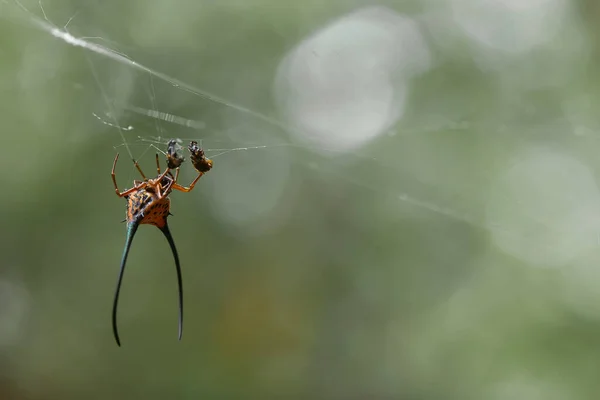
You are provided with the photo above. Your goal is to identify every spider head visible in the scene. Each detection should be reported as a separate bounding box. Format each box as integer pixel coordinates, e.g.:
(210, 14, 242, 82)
(156, 173, 175, 195)
(158, 172, 172, 185)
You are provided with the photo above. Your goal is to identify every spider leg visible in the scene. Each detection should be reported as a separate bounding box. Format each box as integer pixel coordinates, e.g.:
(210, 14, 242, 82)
(161, 168, 181, 194)
(158, 222, 183, 342)
(155, 154, 161, 176)
(120, 185, 149, 198)
(133, 160, 147, 180)
(111, 153, 122, 196)
(112, 220, 140, 346)
(171, 172, 205, 193)
(156, 174, 175, 200)
(112, 154, 148, 197)
(155, 165, 172, 185)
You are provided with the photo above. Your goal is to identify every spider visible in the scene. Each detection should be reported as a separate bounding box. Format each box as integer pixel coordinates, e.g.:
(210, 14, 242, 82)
(111, 139, 213, 346)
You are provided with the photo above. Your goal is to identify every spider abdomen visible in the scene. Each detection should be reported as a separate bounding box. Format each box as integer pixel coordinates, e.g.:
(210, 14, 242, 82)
(126, 190, 171, 228)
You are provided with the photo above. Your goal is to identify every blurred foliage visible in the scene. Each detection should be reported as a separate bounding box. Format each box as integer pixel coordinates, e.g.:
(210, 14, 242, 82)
(2, 0, 600, 399)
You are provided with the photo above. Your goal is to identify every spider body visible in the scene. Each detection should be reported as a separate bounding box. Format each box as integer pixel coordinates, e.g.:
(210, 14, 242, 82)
(111, 140, 212, 346)
(125, 185, 171, 228)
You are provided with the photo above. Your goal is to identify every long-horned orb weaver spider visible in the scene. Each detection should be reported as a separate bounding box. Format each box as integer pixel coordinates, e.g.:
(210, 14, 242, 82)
(111, 139, 213, 346)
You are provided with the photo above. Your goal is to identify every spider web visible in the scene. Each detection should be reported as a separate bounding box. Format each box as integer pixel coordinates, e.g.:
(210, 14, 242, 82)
(4, 0, 600, 398)
(5, 0, 598, 264)
(3, 0, 487, 233)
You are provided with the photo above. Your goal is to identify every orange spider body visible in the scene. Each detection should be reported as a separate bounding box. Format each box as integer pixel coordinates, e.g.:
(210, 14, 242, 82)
(125, 183, 171, 228)
(110, 140, 212, 346)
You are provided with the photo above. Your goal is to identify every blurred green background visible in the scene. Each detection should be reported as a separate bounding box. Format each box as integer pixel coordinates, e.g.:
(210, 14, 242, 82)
(3, 0, 600, 398)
